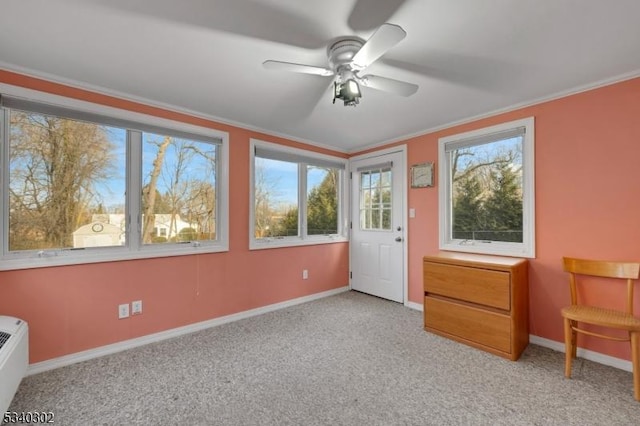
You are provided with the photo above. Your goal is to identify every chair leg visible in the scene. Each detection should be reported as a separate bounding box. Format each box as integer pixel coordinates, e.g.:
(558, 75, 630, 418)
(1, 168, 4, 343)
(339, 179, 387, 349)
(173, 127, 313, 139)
(571, 321, 578, 359)
(563, 317, 574, 378)
(631, 331, 639, 402)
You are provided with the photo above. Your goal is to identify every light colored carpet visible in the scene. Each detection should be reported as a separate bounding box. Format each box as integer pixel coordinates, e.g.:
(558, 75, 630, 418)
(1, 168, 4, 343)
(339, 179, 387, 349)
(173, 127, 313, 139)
(7, 291, 640, 425)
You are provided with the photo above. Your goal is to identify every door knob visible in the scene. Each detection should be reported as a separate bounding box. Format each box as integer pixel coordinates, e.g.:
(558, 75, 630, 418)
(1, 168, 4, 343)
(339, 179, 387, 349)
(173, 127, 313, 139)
(395, 237, 402, 242)
(396, 226, 402, 231)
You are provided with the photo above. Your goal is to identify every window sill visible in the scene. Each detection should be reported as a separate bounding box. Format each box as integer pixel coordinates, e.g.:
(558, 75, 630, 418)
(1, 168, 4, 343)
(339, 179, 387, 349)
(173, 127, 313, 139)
(440, 241, 535, 259)
(0, 243, 229, 271)
(250, 236, 348, 251)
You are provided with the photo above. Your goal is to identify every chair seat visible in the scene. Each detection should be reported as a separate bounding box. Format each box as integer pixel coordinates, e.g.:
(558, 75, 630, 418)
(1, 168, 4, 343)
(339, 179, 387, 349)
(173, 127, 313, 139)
(562, 305, 640, 330)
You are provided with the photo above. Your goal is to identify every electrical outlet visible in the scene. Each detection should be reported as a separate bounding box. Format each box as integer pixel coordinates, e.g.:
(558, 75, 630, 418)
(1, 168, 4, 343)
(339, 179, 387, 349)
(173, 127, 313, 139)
(131, 300, 143, 315)
(302, 269, 309, 280)
(118, 303, 129, 319)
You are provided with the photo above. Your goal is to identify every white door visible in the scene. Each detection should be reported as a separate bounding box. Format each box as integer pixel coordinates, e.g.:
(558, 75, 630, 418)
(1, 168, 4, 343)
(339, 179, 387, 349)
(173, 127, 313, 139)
(350, 150, 404, 303)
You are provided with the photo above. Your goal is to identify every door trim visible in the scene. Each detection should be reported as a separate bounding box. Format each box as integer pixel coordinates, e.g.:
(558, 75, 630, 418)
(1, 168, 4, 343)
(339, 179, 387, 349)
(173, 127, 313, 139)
(349, 145, 408, 306)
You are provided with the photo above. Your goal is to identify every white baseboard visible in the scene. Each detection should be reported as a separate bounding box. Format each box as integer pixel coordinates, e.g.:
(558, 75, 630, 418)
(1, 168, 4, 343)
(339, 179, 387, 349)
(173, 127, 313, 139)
(404, 301, 423, 311)
(529, 335, 632, 372)
(403, 303, 631, 372)
(27, 286, 350, 376)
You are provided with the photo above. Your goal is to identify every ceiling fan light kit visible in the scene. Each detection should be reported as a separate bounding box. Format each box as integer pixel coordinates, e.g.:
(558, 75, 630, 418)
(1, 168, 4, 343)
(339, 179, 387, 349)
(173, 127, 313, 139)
(332, 66, 361, 106)
(263, 23, 418, 107)
(333, 78, 361, 106)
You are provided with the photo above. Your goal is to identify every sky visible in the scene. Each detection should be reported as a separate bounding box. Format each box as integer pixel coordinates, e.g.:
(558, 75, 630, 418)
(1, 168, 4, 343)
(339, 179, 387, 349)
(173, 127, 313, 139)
(257, 158, 328, 207)
(95, 137, 324, 212)
(455, 137, 522, 171)
(22, 119, 518, 212)
(93, 129, 217, 211)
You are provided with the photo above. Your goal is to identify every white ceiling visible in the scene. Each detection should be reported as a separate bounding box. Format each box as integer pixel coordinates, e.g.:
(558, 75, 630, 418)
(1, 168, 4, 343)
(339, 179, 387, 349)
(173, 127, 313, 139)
(1, 0, 640, 152)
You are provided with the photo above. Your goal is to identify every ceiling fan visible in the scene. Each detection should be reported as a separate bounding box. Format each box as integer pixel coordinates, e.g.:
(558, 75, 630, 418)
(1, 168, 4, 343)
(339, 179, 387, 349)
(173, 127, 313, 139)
(263, 23, 418, 107)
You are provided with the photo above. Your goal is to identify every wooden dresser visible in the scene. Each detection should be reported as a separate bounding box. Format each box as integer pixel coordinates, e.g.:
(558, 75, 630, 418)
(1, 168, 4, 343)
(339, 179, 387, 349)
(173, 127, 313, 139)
(423, 252, 529, 361)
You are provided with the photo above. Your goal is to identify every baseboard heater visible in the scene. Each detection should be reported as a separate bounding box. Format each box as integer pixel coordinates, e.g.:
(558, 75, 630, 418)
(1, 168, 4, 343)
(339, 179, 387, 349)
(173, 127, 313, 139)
(0, 316, 29, 414)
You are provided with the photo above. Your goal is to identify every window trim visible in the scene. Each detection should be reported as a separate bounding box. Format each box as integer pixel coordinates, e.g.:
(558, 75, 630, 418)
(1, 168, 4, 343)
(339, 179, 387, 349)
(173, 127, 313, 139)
(438, 117, 535, 258)
(249, 139, 348, 250)
(0, 86, 229, 271)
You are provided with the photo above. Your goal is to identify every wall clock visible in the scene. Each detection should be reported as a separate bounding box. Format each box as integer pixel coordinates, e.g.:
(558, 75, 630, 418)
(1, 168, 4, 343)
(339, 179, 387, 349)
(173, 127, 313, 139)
(410, 162, 434, 188)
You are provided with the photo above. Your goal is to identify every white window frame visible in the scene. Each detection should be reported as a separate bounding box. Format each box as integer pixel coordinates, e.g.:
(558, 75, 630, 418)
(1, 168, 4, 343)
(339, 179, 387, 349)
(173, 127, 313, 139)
(249, 139, 348, 250)
(0, 85, 229, 271)
(438, 117, 535, 258)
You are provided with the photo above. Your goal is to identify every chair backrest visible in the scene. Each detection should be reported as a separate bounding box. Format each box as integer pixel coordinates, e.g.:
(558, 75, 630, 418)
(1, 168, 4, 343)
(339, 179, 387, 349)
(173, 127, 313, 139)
(563, 257, 640, 315)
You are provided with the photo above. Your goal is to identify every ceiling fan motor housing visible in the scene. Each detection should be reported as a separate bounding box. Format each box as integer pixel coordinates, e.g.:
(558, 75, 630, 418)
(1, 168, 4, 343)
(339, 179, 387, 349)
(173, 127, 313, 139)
(328, 37, 365, 79)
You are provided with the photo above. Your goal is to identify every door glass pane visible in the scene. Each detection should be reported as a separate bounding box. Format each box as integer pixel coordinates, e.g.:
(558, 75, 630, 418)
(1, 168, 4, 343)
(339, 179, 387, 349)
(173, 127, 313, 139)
(359, 167, 392, 231)
(382, 209, 391, 229)
(8, 110, 126, 251)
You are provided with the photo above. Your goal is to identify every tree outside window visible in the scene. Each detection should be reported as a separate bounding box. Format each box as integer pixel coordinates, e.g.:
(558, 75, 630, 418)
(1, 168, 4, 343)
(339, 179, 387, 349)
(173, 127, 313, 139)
(141, 133, 217, 244)
(451, 138, 523, 243)
(8, 111, 125, 251)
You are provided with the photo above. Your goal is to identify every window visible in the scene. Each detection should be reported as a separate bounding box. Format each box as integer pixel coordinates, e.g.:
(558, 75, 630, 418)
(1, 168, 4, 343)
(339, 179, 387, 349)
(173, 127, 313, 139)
(7, 110, 126, 251)
(250, 140, 348, 249)
(438, 117, 535, 257)
(307, 166, 339, 235)
(254, 157, 299, 238)
(141, 131, 218, 245)
(0, 93, 229, 269)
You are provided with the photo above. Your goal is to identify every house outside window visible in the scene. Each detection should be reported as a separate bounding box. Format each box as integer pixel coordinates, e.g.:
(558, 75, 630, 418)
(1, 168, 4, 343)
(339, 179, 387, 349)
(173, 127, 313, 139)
(250, 139, 348, 249)
(0, 92, 229, 270)
(438, 117, 535, 258)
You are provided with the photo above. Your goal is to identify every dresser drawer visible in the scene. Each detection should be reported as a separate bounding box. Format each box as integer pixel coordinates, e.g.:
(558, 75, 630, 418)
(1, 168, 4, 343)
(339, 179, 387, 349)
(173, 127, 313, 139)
(424, 296, 511, 353)
(424, 262, 510, 310)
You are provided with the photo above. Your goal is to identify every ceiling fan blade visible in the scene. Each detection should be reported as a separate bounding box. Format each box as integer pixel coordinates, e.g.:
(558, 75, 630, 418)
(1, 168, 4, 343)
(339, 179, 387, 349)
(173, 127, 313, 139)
(75, 0, 330, 49)
(348, 0, 408, 32)
(270, 80, 334, 123)
(361, 74, 418, 96)
(263, 60, 334, 76)
(351, 23, 406, 70)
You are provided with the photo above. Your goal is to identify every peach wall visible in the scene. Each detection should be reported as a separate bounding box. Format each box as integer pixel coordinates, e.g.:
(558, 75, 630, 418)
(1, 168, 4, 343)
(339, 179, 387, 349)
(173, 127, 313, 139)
(401, 77, 640, 361)
(2, 69, 639, 365)
(0, 70, 349, 363)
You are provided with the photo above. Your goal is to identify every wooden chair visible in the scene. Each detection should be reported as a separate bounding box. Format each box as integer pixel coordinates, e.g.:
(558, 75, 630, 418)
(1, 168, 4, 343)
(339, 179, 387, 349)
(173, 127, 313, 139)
(561, 257, 640, 401)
